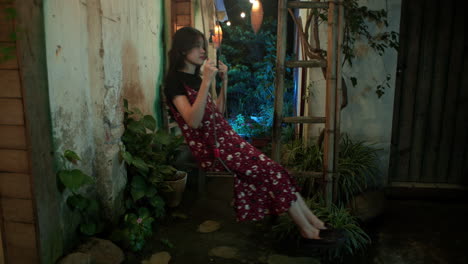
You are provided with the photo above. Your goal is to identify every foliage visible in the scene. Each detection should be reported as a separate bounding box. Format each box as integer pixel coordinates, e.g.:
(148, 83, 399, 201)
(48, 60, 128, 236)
(115, 99, 184, 251)
(221, 18, 295, 136)
(57, 150, 103, 236)
(281, 134, 380, 205)
(312, 0, 399, 97)
(229, 114, 270, 138)
(337, 135, 380, 204)
(271, 196, 371, 262)
(343, 0, 399, 98)
(112, 207, 154, 252)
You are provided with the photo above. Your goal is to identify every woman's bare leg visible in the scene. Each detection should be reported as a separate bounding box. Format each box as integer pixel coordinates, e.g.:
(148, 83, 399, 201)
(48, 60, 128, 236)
(295, 193, 326, 229)
(288, 197, 320, 239)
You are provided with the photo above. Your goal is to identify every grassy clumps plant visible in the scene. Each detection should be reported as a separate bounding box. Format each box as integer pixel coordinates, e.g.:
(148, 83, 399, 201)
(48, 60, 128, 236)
(337, 135, 380, 204)
(272, 196, 371, 263)
(281, 134, 380, 205)
(275, 134, 380, 261)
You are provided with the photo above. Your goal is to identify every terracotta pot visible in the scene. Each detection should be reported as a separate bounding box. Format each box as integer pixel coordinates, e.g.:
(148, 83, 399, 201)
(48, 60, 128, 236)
(163, 171, 187, 208)
(348, 190, 386, 222)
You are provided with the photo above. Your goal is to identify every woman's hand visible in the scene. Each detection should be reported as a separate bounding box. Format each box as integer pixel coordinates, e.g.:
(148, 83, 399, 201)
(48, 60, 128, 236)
(218, 60, 228, 83)
(202, 58, 218, 81)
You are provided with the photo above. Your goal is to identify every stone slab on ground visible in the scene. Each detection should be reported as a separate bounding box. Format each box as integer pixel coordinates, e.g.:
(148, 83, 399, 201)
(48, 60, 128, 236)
(77, 238, 124, 264)
(58, 252, 94, 264)
(198, 220, 221, 233)
(208, 246, 239, 259)
(141, 252, 171, 264)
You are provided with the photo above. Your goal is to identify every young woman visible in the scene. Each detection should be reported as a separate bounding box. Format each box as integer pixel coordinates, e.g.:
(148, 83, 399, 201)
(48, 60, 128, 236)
(164, 27, 326, 240)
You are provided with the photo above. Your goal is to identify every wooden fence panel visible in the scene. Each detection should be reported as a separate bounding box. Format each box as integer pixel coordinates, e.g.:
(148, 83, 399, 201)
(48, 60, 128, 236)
(394, 0, 424, 181)
(436, 1, 463, 182)
(408, 0, 438, 182)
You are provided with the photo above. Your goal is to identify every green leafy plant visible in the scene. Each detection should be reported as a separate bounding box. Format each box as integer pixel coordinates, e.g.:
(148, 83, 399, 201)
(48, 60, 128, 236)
(222, 18, 295, 130)
(115, 99, 184, 251)
(57, 150, 103, 236)
(272, 196, 370, 262)
(113, 207, 154, 252)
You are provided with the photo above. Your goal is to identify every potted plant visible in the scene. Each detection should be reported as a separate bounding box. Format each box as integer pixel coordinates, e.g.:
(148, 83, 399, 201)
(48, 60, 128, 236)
(152, 129, 187, 207)
(116, 100, 188, 251)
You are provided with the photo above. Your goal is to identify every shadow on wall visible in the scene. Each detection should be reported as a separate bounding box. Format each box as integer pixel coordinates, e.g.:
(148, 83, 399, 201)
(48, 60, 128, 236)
(122, 41, 149, 114)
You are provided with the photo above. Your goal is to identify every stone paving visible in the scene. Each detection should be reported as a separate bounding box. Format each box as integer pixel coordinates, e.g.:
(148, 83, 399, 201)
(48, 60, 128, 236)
(124, 176, 468, 264)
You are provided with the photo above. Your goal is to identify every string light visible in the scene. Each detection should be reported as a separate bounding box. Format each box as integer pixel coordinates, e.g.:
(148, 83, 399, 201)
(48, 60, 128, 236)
(240, 12, 246, 18)
(226, 21, 231, 26)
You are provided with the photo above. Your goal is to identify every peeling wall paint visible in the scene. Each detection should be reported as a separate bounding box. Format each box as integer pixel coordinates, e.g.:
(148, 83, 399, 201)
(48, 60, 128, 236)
(300, 0, 401, 184)
(43, 0, 165, 253)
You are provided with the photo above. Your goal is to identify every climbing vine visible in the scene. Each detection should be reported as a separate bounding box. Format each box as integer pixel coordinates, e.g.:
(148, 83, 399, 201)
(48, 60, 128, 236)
(306, 0, 399, 97)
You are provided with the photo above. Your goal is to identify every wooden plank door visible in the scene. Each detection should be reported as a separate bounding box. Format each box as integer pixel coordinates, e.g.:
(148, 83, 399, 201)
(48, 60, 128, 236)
(389, 0, 467, 187)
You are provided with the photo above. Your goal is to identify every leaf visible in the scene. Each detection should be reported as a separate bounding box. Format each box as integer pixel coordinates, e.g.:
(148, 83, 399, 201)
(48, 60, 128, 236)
(131, 107, 143, 116)
(131, 176, 147, 201)
(159, 165, 177, 175)
(138, 207, 150, 218)
(131, 188, 146, 201)
(121, 151, 133, 164)
(145, 186, 157, 197)
(64, 149, 81, 164)
(132, 157, 149, 173)
(58, 169, 94, 192)
(142, 115, 156, 131)
(123, 98, 128, 110)
(87, 199, 100, 213)
(127, 120, 145, 134)
(80, 222, 97, 236)
(155, 130, 171, 145)
(160, 238, 174, 249)
(67, 194, 89, 210)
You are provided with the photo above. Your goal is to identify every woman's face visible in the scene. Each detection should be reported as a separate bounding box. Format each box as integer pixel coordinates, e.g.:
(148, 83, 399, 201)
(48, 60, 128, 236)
(184, 36, 206, 67)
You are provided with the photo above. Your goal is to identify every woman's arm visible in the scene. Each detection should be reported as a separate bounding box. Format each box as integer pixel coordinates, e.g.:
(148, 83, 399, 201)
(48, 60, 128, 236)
(172, 59, 218, 128)
(215, 60, 228, 113)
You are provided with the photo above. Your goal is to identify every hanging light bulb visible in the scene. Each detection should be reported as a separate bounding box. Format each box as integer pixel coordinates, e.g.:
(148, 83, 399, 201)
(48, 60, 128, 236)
(251, 0, 263, 34)
(240, 12, 246, 18)
(212, 22, 223, 49)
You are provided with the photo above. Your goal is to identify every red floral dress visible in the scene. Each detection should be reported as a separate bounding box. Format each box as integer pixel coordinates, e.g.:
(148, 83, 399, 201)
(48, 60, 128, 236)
(169, 84, 300, 222)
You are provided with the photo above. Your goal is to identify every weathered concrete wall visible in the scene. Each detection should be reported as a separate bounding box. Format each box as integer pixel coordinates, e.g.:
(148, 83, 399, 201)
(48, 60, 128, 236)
(301, 0, 401, 185)
(43, 0, 164, 256)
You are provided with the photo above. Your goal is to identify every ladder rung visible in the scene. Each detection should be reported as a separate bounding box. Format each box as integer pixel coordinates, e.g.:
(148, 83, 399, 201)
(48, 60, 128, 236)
(289, 171, 324, 179)
(282, 116, 326, 124)
(285, 59, 327, 68)
(287, 1, 329, 9)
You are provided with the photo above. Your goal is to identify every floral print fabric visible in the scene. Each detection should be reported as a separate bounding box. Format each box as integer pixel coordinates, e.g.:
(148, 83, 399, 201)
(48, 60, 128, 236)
(168, 84, 300, 222)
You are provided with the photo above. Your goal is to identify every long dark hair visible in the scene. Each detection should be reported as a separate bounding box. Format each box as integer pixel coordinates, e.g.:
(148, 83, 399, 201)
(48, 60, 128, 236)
(166, 27, 207, 78)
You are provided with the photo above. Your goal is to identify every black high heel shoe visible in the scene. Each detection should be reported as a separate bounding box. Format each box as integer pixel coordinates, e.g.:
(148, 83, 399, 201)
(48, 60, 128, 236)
(300, 228, 346, 249)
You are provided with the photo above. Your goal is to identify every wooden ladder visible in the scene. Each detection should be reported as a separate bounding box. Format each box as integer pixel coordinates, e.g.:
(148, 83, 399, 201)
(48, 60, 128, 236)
(272, 0, 344, 206)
